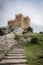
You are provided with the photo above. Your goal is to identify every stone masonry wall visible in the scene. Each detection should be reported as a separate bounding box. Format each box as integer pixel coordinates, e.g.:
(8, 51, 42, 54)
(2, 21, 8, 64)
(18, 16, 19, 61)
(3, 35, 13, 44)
(8, 13, 30, 29)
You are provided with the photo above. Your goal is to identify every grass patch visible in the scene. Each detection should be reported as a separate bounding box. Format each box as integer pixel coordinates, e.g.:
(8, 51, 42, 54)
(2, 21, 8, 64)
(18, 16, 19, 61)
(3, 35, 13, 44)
(24, 33, 43, 65)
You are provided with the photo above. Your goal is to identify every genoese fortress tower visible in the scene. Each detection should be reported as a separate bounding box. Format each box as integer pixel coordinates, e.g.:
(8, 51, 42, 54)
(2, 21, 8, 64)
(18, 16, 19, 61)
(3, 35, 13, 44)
(8, 13, 30, 29)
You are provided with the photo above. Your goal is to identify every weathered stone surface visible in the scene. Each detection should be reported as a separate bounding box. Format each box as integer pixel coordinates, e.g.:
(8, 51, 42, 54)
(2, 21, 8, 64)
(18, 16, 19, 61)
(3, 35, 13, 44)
(6, 52, 25, 56)
(4, 55, 26, 59)
(0, 59, 27, 64)
(14, 27, 24, 35)
(0, 32, 17, 60)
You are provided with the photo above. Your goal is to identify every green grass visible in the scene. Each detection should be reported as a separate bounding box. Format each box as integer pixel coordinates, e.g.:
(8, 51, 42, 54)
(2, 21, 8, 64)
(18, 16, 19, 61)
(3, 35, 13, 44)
(24, 33, 43, 65)
(24, 32, 43, 39)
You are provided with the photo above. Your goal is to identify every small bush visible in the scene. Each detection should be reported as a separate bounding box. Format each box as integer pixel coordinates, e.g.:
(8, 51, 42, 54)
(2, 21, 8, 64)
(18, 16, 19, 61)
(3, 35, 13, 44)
(24, 36, 27, 39)
(31, 36, 39, 44)
(0, 28, 4, 36)
(40, 32, 43, 34)
(27, 27, 33, 32)
(23, 31, 27, 34)
(15, 35, 20, 41)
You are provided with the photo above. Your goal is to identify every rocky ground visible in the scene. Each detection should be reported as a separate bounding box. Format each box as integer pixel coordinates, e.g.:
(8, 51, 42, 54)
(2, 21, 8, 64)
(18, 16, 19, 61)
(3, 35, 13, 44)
(0, 32, 17, 60)
(0, 32, 31, 60)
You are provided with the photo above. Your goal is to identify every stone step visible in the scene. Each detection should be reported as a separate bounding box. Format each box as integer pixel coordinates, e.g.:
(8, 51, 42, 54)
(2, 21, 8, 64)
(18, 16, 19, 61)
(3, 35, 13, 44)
(12, 49, 24, 51)
(4, 55, 26, 58)
(8, 52, 24, 54)
(4, 55, 26, 59)
(8, 48, 24, 50)
(9, 50, 24, 52)
(6, 54, 25, 56)
(10, 50, 24, 52)
(0, 59, 27, 64)
(9, 50, 24, 53)
(0, 63, 27, 65)
(0, 42, 27, 65)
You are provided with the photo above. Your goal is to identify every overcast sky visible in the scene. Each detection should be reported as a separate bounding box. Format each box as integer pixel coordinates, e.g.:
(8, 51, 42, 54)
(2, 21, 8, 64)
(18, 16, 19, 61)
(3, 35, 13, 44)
(0, 0, 43, 32)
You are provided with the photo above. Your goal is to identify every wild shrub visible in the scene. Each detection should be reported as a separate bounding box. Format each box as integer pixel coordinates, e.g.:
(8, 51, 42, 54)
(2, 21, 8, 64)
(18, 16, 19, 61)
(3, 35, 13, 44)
(15, 35, 20, 41)
(27, 27, 33, 32)
(31, 36, 39, 44)
(0, 28, 4, 36)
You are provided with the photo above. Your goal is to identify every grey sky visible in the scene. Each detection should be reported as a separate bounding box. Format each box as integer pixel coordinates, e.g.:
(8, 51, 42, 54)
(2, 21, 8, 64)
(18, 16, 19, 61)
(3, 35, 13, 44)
(0, 0, 43, 32)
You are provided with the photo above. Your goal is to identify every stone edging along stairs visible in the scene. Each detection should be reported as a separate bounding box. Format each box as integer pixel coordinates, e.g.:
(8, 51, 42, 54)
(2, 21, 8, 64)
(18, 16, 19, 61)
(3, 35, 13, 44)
(0, 43, 28, 65)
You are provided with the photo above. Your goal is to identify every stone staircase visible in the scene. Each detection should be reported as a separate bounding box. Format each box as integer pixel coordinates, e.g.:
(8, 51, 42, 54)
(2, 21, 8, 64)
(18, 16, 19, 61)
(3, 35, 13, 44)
(0, 43, 28, 65)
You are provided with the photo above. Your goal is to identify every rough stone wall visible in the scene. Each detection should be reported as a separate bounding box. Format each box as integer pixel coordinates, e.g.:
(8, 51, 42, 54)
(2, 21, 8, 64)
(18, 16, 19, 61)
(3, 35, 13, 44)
(21, 16, 30, 29)
(8, 20, 15, 26)
(8, 13, 30, 29)
(15, 14, 24, 26)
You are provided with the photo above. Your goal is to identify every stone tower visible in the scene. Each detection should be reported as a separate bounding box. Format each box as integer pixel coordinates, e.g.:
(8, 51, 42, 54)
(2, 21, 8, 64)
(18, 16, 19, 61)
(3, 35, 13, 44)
(15, 13, 24, 26)
(8, 13, 30, 29)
